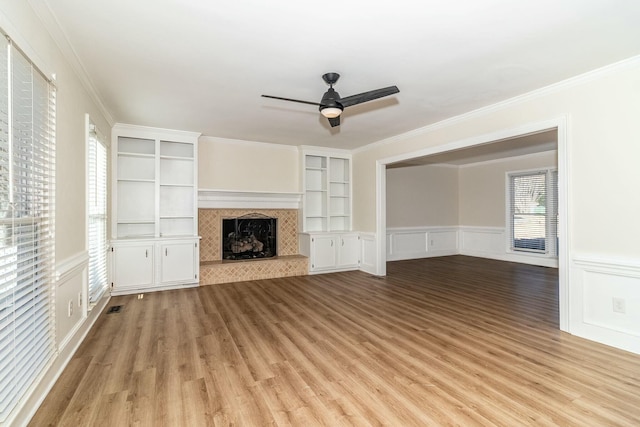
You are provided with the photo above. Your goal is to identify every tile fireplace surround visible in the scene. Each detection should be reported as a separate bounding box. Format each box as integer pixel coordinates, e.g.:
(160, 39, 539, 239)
(199, 208, 308, 285)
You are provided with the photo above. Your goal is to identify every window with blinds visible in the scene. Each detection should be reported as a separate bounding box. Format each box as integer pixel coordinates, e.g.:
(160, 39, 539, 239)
(87, 118, 107, 305)
(0, 35, 56, 422)
(508, 169, 558, 256)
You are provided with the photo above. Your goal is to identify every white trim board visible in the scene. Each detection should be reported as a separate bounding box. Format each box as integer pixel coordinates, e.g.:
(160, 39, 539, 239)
(385, 226, 558, 268)
(354, 55, 640, 155)
(570, 255, 640, 355)
(198, 189, 302, 209)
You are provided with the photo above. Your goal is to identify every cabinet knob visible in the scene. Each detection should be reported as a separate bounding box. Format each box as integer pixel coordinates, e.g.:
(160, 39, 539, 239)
(145, 249, 148, 258)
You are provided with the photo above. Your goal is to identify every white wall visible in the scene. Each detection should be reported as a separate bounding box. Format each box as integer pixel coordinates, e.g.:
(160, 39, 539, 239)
(199, 136, 299, 193)
(459, 151, 557, 227)
(457, 151, 558, 266)
(353, 57, 640, 354)
(385, 164, 459, 261)
(1, 2, 112, 425)
(386, 164, 458, 228)
(385, 152, 558, 265)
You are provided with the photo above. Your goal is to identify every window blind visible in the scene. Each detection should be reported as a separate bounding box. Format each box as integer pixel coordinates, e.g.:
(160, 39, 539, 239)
(87, 124, 108, 304)
(508, 169, 557, 256)
(0, 35, 56, 423)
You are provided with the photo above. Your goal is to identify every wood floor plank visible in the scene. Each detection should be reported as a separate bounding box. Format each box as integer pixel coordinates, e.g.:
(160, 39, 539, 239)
(127, 368, 156, 427)
(26, 356, 94, 427)
(30, 256, 640, 426)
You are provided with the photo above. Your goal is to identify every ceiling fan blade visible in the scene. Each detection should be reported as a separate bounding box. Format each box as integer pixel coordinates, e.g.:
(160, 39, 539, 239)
(328, 116, 340, 127)
(339, 85, 399, 108)
(261, 94, 322, 107)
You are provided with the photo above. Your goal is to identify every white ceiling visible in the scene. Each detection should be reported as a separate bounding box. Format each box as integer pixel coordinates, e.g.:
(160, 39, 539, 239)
(39, 0, 640, 151)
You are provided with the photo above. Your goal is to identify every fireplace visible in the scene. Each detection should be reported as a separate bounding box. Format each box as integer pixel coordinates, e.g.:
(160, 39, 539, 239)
(222, 213, 277, 260)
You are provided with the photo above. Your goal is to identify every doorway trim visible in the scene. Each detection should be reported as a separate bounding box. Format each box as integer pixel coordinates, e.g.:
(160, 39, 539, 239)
(375, 116, 570, 332)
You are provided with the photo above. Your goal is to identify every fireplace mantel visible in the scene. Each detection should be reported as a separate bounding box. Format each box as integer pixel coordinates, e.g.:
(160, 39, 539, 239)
(198, 189, 302, 209)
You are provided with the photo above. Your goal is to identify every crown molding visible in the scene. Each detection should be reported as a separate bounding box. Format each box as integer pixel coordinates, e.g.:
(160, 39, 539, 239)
(113, 122, 201, 139)
(199, 135, 299, 152)
(28, 0, 115, 126)
(354, 55, 640, 155)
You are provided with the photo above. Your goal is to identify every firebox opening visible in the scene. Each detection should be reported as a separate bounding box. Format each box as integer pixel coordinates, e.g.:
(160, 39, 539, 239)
(222, 214, 277, 260)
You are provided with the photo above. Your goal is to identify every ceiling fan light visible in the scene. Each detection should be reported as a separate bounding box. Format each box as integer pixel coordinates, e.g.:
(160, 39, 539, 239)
(320, 107, 342, 118)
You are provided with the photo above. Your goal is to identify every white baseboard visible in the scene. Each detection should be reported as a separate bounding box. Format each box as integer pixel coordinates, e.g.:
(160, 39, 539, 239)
(460, 249, 559, 268)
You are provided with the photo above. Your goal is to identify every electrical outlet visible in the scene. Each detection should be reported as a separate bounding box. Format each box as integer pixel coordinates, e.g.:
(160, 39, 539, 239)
(612, 297, 626, 314)
(68, 300, 73, 317)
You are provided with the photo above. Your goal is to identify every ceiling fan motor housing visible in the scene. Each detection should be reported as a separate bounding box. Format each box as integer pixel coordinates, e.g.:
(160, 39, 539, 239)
(320, 88, 343, 114)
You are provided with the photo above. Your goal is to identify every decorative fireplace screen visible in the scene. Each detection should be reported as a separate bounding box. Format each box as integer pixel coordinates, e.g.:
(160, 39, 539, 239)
(222, 213, 277, 260)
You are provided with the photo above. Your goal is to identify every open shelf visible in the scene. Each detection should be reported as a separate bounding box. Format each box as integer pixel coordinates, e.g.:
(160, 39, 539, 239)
(302, 152, 351, 232)
(113, 128, 198, 240)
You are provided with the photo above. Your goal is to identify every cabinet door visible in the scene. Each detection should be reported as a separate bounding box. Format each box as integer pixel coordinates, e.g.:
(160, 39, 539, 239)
(310, 235, 337, 271)
(337, 234, 360, 268)
(160, 241, 196, 284)
(113, 244, 154, 289)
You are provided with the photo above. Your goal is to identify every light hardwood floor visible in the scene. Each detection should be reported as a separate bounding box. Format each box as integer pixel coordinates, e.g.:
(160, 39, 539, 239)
(30, 256, 640, 426)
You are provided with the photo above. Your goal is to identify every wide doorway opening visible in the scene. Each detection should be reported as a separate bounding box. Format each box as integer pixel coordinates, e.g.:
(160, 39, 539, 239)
(377, 121, 568, 331)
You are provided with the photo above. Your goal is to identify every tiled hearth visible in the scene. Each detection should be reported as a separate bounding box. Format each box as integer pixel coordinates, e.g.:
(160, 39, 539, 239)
(198, 208, 308, 285)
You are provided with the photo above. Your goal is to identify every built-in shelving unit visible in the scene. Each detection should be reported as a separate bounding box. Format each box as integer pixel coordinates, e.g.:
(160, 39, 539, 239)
(159, 140, 196, 237)
(110, 124, 201, 295)
(299, 148, 358, 274)
(116, 137, 156, 238)
(328, 156, 350, 232)
(301, 149, 351, 232)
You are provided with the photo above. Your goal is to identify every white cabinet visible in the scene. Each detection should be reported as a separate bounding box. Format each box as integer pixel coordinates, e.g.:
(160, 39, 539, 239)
(110, 124, 201, 295)
(112, 243, 154, 290)
(160, 240, 196, 284)
(301, 149, 351, 232)
(336, 233, 360, 268)
(300, 232, 360, 273)
(111, 238, 199, 295)
(308, 235, 337, 271)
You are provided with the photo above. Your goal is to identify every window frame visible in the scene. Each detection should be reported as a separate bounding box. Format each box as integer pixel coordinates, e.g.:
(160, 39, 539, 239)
(86, 114, 108, 307)
(506, 167, 558, 258)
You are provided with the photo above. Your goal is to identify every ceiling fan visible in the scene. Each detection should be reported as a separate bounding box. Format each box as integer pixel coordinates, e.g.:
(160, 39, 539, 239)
(262, 73, 399, 127)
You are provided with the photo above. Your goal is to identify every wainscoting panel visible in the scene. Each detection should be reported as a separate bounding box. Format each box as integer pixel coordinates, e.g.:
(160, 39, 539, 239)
(386, 227, 458, 261)
(571, 255, 640, 354)
(55, 251, 89, 351)
(459, 226, 505, 256)
(459, 226, 558, 268)
(14, 252, 110, 427)
(359, 233, 378, 275)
